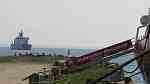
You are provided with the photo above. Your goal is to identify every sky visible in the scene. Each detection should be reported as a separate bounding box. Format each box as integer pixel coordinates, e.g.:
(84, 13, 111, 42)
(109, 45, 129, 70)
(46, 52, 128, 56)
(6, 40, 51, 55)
(0, 0, 149, 48)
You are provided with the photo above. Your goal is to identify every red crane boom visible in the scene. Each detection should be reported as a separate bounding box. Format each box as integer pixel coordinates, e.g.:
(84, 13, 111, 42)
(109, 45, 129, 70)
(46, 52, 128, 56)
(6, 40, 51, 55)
(65, 39, 133, 66)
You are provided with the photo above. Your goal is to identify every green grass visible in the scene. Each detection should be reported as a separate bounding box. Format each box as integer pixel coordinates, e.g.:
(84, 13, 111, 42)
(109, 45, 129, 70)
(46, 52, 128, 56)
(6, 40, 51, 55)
(0, 56, 64, 64)
(54, 64, 115, 84)
(0, 56, 17, 63)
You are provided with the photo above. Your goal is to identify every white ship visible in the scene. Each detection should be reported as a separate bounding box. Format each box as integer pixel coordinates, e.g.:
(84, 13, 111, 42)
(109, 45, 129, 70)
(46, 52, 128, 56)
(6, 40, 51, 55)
(10, 30, 32, 50)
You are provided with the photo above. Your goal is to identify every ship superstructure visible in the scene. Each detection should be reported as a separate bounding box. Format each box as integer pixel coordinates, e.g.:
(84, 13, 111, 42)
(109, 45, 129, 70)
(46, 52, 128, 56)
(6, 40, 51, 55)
(10, 30, 32, 50)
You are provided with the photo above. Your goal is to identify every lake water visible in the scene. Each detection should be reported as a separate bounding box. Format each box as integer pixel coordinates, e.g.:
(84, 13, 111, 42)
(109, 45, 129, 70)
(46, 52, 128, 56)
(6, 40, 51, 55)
(0, 47, 93, 56)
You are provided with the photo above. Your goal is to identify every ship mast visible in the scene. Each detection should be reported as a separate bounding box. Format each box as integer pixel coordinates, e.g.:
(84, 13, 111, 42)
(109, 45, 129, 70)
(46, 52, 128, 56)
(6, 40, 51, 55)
(19, 29, 23, 38)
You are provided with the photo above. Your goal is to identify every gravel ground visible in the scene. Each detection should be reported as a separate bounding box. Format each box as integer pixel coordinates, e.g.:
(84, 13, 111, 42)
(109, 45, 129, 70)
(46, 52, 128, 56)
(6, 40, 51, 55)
(0, 63, 49, 84)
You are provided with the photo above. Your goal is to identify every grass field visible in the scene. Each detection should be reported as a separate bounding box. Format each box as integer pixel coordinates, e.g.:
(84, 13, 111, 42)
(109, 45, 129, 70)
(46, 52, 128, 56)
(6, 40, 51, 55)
(53, 64, 119, 84)
(0, 55, 64, 64)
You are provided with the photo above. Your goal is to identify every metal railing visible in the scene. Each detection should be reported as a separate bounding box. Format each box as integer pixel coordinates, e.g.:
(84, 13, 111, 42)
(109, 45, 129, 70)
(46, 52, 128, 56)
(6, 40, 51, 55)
(89, 50, 150, 84)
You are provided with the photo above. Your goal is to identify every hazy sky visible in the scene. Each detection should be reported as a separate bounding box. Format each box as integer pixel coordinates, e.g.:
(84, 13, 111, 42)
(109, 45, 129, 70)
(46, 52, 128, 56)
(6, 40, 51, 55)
(0, 0, 149, 48)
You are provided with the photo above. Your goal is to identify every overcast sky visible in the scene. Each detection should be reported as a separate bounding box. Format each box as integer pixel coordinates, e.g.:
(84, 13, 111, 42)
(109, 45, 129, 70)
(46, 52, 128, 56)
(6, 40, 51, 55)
(0, 0, 149, 48)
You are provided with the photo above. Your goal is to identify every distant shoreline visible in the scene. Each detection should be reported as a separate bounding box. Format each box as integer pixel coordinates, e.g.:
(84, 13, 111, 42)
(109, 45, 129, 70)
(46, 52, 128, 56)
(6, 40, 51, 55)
(0, 47, 94, 56)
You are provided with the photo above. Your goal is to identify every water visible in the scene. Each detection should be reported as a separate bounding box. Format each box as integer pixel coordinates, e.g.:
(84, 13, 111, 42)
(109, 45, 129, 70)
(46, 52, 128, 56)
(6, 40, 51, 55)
(110, 52, 146, 84)
(0, 47, 93, 56)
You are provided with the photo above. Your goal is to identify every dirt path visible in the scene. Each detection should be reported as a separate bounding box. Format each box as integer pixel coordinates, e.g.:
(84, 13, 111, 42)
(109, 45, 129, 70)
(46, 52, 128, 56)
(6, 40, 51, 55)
(0, 63, 48, 84)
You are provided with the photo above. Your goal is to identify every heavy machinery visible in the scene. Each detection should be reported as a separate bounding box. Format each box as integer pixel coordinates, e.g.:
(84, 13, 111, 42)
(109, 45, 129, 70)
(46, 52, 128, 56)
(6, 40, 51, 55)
(23, 8, 150, 84)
